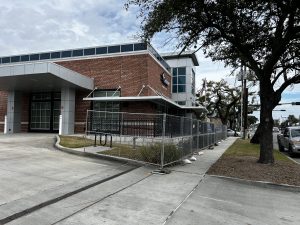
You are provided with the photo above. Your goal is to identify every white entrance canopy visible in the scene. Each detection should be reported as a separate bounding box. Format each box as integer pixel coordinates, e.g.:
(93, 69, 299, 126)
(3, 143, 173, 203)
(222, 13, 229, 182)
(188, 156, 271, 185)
(0, 62, 94, 91)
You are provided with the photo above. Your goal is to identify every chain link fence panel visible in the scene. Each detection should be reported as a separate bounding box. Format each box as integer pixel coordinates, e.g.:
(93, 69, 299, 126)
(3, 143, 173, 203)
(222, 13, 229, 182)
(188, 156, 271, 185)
(85, 110, 227, 168)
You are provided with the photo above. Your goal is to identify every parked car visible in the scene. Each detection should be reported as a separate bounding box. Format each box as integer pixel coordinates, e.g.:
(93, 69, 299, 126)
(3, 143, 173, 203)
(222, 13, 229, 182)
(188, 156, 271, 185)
(227, 129, 240, 137)
(227, 129, 235, 136)
(277, 126, 300, 155)
(273, 127, 280, 133)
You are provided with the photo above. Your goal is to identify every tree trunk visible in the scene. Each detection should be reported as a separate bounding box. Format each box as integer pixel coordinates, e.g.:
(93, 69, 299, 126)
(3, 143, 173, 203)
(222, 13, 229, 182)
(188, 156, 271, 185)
(250, 123, 261, 144)
(257, 81, 274, 164)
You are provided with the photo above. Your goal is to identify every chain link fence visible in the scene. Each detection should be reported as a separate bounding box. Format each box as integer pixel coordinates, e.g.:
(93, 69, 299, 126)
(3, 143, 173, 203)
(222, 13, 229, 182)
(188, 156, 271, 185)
(85, 110, 227, 168)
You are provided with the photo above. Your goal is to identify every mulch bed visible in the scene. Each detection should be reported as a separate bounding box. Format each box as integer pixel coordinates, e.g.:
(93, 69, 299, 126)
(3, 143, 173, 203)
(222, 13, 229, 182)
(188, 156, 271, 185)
(207, 156, 300, 186)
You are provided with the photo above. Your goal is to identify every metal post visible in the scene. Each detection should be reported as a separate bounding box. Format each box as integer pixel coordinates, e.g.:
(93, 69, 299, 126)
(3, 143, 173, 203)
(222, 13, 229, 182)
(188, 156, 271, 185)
(190, 117, 193, 154)
(4, 115, 7, 134)
(120, 112, 123, 144)
(196, 121, 199, 150)
(161, 113, 166, 169)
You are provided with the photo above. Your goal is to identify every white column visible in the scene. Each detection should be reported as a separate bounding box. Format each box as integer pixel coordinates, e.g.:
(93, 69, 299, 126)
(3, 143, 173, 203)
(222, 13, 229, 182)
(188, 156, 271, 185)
(7, 91, 22, 133)
(61, 87, 75, 135)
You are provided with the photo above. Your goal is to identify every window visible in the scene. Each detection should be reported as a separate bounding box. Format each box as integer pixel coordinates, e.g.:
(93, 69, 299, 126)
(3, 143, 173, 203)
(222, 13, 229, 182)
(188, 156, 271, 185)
(172, 67, 186, 93)
(21, 55, 29, 62)
(2, 57, 10, 63)
(176, 101, 186, 106)
(40, 53, 50, 60)
(84, 48, 95, 55)
(72, 49, 83, 57)
(96, 47, 107, 54)
(178, 85, 186, 92)
(108, 45, 120, 53)
(11, 56, 20, 63)
(30, 54, 39, 61)
(51, 52, 61, 59)
(134, 43, 147, 51)
(121, 44, 133, 52)
(61, 50, 72, 58)
(92, 90, 120, 132)
(94, 90, 120, 98)
(291, 129, 300, 137)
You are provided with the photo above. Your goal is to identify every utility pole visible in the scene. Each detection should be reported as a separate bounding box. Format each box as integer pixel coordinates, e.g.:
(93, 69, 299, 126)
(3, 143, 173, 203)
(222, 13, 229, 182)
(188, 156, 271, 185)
(240, 64, 243, 136)
(241, 65, 248, 139)
(243, 76, 248, 139)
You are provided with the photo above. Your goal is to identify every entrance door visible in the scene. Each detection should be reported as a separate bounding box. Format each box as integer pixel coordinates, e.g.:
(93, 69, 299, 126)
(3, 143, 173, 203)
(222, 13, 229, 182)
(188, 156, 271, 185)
(30, 92, 61, 132)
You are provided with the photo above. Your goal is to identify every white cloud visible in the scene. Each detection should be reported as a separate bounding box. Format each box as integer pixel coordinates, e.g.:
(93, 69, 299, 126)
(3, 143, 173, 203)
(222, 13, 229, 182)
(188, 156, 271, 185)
(0, 0, 140, 55)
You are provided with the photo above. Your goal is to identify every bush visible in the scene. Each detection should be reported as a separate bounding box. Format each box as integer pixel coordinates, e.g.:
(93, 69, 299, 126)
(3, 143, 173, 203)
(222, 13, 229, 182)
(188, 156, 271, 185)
(140, 143, 181, 164)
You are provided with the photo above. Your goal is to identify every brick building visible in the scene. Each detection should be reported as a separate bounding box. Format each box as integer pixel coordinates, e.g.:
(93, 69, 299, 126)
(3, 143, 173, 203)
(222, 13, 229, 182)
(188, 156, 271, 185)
(0, 42, 205, 134)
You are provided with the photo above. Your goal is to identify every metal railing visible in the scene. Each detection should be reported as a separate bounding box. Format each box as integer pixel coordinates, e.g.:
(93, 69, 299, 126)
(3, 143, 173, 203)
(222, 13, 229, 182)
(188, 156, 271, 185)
(85, 110, 227, 168)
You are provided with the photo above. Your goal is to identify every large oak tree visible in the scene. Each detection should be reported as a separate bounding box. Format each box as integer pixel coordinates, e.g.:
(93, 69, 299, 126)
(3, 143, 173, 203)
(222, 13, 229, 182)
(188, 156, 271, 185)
(197, 79, 241, 128)
(126, 0, 300, 164)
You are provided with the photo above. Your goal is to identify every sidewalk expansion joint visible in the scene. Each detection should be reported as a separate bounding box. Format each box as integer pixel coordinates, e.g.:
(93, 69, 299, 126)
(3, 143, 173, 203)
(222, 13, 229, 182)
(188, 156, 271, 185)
(50, 173, 153, 225)
(0, 167, 137, 225)
(162, 175, 206, 225)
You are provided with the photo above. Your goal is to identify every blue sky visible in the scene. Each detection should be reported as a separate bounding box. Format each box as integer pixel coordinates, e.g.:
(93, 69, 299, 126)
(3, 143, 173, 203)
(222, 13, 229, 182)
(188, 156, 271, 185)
(0, 0, 299, 121)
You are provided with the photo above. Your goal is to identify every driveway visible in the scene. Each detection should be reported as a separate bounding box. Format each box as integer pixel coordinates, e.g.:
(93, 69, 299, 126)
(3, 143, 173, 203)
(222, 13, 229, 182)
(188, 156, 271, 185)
(0, 133, 134, 223)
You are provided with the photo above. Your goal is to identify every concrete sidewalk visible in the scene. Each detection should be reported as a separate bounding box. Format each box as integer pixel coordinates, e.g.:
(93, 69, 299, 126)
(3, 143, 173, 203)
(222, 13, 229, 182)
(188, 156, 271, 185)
(5, 136, 300, 225)
(6, 137, 236, 225)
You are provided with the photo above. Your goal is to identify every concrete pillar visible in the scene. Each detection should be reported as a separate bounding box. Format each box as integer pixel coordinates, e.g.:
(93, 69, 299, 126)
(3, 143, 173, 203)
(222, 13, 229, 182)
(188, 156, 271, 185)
(61, 87, 75, 135)
(7, 91, 22, 133)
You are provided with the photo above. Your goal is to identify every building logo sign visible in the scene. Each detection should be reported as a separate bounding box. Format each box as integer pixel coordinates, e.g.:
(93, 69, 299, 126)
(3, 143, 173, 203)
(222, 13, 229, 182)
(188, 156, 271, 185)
(160, 72, 169, 87)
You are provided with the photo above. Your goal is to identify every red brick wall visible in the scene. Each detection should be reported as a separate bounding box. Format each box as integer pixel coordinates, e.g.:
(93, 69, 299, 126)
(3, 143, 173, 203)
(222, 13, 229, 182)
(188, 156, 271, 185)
(147, 55, 172, 97)
(121, 102, 156, 114)
(56, 54, 171, 98)
(74, 91, 90, 133)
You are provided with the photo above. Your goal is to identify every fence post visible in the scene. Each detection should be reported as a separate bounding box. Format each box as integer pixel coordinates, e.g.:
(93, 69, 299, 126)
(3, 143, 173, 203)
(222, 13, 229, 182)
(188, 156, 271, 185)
(207, 123, 210, 147)
(196, 121, 199, 150)
(190, 117, 193, 155)
(120, 112, 123, 144)
(161, 113, 166, 169)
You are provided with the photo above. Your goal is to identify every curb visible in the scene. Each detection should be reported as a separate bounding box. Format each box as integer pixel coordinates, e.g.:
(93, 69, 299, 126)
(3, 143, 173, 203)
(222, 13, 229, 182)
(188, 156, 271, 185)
(208, 174, 300, 192)
(54, 135, 146, 167)
(276, 149, 300, 165)
(285, 154, 300, 165)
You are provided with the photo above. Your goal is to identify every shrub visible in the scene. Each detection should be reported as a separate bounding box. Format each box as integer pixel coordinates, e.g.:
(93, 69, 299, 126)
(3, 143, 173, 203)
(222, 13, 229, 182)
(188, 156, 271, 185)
(140, 142, 181, 164)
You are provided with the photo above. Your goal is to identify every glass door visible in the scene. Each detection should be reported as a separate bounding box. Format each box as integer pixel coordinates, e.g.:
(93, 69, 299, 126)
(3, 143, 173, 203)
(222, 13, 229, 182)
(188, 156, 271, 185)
(53, 101, 61, 131)
(30, 102, 51, 130)
(30, 92, 61, 132)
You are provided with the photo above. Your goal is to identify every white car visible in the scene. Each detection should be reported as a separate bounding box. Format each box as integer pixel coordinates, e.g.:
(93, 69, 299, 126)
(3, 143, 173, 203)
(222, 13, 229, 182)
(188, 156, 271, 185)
(227, 129, 240, 137)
